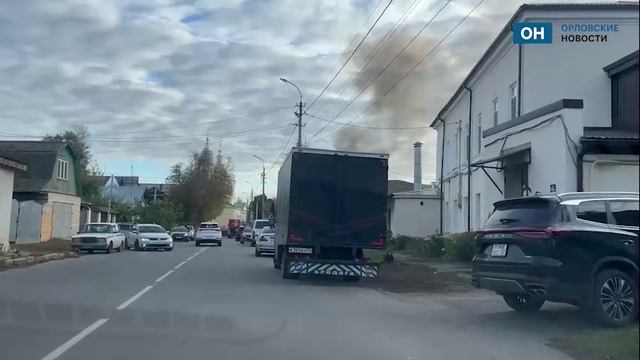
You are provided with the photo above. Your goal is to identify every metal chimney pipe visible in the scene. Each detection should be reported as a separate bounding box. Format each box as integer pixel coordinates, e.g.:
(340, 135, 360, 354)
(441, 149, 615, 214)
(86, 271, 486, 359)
(413, 142, 422, 191)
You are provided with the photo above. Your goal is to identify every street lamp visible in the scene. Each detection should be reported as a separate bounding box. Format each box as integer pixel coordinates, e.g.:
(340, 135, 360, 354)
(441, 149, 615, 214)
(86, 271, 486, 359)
(280, 77, 304, 148)
(245, 181, 255, 223)
(252, 155, 266, 219)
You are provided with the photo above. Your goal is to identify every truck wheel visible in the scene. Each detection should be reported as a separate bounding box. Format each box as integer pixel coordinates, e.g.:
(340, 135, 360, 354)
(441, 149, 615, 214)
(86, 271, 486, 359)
(273, 247, 282, 269)
(281, 253, 292, 279)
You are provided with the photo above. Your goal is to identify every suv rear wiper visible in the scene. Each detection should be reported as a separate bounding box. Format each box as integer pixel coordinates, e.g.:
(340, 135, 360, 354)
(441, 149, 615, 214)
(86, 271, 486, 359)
(499, 218, 519, 224)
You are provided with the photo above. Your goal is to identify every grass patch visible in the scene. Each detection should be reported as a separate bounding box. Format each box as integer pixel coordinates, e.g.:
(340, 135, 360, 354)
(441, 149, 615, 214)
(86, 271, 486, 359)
(376, 260, 469, 293)
(13, 239, 73, 256)
(549, 327, 639, 360)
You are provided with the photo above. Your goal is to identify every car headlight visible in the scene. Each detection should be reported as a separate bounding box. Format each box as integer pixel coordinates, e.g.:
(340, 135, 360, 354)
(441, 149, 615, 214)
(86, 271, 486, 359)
(140, 238, 150, 242)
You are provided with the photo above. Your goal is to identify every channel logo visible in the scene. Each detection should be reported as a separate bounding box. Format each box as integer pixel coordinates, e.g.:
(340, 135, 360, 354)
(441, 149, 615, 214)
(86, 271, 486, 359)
(513, 23, 553, 44)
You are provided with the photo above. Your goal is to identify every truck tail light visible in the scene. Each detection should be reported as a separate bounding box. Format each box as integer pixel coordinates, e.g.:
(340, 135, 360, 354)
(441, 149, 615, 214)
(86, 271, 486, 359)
(372, 233, 384, 246)
(289, 232, 303, 243)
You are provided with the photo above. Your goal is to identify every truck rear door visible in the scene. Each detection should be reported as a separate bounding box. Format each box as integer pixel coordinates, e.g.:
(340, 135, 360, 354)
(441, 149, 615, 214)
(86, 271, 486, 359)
(289, 152, 387, 248)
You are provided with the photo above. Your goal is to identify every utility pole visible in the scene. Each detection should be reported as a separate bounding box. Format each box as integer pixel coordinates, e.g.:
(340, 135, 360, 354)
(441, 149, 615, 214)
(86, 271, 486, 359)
(252, 155, 266, 219)
(107, 174, 113, 223)
(280, 78, 304, 148)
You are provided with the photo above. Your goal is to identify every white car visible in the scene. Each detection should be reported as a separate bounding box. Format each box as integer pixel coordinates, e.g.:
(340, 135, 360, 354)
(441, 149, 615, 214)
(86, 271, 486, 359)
(255, 227, 275, 256)
(250, 219, 271, 247)
(131, 224, 174, 251)
(72, 223, 125, 254)
(194, 222, 222, 246)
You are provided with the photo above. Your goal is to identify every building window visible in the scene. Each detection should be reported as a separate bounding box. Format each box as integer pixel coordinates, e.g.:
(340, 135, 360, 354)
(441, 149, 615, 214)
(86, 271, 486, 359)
(509, 82, 518, 119)
(611, 66, 639, 132)
(492, 98, 499, 126)
(56, 159, 69, 180)
(476, 113, 482, 154)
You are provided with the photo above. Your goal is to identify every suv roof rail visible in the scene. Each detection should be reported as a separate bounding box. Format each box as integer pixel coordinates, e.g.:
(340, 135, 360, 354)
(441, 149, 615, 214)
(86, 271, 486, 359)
(557, 191, 639, 201)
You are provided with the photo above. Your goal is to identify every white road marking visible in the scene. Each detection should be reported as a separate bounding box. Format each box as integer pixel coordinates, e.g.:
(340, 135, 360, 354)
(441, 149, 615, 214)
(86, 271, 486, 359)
(174, 261, 187, 269)
(40, 318, 109, 360)
(116, 285, 153, 310)
(155, 270, 174, 283)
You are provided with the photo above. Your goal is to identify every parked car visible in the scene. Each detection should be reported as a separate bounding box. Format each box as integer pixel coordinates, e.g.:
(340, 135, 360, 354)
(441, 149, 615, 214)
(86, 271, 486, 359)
(220, 225, 230, 238)
(240, 226, 252, 244)
(235, 225, 245, 242)
(250, 219, 271, 247)
(131, 224, 174, 251)
(255, 227, 275, 257)
(170, 226, 190, 242)
(117, 222, 137, 249)
(72, 223, 125, 254)
(472, 192, 639, 326)
(195, 221, 222, 246)
(185, 225, 195, 241)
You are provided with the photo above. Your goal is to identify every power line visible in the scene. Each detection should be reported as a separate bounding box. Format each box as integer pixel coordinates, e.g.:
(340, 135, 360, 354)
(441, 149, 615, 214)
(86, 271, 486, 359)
(314, 0, 425, 119)
(305, 112, 429, 130)
(310, 0, 485, 145)
(265, 126, 297, 176)
(307, 0, 453, 142)
(305, 0, 396, 112)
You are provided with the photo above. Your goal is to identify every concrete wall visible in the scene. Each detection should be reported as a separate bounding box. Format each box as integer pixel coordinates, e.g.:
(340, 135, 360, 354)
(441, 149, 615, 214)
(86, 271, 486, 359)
(583, 154, 639, 192)
(390, 197, 440, 237)
(0, 167, 15, 252)
(521, 9, 639, 127)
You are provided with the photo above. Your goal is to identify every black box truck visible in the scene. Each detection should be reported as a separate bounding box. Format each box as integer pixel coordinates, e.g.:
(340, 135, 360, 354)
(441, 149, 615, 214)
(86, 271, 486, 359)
(274, 148, 388, 279)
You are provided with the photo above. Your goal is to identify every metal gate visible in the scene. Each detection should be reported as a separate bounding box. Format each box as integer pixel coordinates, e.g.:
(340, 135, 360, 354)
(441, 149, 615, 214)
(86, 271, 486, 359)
(10, 200, 43, 243)
(52, 202, 73, 239)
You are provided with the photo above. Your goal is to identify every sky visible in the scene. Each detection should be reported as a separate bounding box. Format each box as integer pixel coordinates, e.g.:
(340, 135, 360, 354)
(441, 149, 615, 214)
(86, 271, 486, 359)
(0, 0, 606, 201)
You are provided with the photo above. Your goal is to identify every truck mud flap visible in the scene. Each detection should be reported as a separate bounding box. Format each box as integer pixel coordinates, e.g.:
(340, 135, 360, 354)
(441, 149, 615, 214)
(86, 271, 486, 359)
(289, 261, 379, 278)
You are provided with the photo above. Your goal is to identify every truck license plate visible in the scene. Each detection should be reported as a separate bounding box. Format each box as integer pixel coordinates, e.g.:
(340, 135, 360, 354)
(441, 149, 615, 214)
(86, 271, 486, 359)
(491, 244, 508, 257)
(288, 247, 312, 254)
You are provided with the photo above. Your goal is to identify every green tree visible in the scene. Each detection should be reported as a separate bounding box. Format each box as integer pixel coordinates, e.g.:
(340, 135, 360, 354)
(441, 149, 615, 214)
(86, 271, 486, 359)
(168, 144, 234, 224)
(133, 201, 183, 230)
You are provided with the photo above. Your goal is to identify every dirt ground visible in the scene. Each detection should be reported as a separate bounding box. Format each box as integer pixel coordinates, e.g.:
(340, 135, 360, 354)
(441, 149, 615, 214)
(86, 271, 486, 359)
(13, 239, 74, 256)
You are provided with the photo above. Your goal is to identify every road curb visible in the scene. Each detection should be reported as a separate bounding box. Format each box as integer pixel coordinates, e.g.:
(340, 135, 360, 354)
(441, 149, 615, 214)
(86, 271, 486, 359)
(1, 251, 78, 269)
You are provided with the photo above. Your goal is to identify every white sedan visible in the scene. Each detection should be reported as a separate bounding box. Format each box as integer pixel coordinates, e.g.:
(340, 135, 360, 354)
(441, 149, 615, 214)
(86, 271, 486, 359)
(71, 223, 125, 254)
(255, 227, 275, 256)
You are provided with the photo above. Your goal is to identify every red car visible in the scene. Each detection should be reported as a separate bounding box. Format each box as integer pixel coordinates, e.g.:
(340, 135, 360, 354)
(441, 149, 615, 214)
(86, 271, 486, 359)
(228, 219, 241, 238)
(240, 227, 252, 244)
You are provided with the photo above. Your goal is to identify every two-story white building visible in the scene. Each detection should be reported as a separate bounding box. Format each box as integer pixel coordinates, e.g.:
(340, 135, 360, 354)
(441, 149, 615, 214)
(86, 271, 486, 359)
(431, 3, 639, 234)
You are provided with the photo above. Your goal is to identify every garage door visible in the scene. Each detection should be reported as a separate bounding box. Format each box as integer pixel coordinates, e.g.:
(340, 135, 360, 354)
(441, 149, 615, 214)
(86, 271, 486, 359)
(52, 202, 73, 239)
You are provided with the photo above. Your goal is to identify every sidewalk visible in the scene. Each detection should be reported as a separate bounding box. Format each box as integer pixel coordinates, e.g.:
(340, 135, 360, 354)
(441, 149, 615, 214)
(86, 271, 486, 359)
(1, 239, 79, 270)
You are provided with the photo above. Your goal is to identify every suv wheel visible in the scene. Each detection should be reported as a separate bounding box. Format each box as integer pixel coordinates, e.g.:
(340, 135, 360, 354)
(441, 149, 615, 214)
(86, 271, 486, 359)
(593, 269, 639, 327)
(502, 294, 545, 312)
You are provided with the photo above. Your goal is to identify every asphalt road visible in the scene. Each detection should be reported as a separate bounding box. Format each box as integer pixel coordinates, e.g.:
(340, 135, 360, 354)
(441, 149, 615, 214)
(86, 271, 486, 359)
(0, 240, 598, 360)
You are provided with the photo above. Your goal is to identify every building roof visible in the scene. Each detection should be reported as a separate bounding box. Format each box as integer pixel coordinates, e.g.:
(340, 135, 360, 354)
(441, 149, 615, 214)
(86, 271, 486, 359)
(0, 151, 28, 172)
(583, 128, 640, 140)
(391, 188, 440, 199)
(0, 141, 77, 192)
(430, 2, 640, 128)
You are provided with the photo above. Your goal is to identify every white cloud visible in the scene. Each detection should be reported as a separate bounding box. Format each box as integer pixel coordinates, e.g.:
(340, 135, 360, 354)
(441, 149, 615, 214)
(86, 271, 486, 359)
(1, 0, 605, 199)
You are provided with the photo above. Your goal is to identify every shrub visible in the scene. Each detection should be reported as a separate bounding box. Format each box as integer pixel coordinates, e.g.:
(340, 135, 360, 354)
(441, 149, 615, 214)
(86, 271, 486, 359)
(443, 232, 475, 262)
(422, 234, 445, 259)
(390, 235, 416, 251)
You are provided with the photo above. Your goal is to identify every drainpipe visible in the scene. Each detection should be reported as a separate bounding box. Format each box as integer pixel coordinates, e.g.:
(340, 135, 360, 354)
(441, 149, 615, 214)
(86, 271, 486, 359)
(439, 116, 445, 235)
(577, 147, 586, 192)
(518, 44, 523, 116)
(465, 86, 472, 231)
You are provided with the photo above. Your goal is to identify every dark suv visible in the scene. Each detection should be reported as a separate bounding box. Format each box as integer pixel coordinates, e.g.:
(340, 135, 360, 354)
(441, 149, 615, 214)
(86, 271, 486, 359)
(472, 192, 638, 326)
